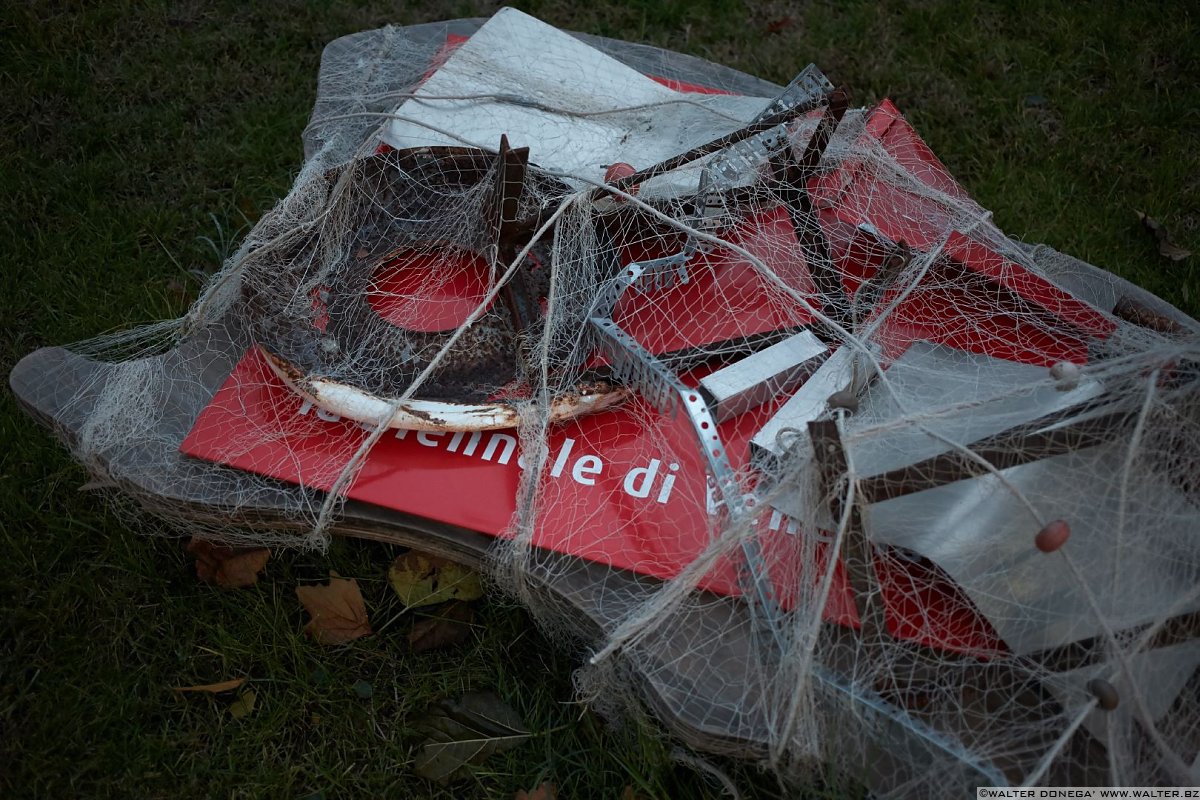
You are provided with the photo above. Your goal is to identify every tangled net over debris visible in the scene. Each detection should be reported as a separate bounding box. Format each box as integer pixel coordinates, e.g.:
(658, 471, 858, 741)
(12, 9, 1200, 795)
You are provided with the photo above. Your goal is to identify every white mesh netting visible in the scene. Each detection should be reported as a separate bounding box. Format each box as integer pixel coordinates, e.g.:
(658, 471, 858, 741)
(11, 9, 1200, 796)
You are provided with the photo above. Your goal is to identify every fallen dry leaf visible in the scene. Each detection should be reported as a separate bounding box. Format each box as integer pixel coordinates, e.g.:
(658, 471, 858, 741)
(514, 782, 557, 800)
(229, 689, 257, 720)
(296, 572, 372, 645)
(187, 537, 270, 589)
(413, 691, 529, 783)
(1136, 210, 1192, 262)
(409, 601, 475, 654)
(173, 677, 247, 695)
(1159, 240, 1193, 261)
(388, 552, 483, 609)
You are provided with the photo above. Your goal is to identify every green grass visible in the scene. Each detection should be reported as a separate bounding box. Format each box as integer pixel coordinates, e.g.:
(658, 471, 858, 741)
(1, 1, 1197, 797)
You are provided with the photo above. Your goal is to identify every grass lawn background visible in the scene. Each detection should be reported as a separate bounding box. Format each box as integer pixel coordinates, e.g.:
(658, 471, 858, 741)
(2, 1, 1196, 797)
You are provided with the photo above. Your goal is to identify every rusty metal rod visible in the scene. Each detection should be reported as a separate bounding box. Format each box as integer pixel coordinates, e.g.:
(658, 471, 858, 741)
(810, 417, 888, 642)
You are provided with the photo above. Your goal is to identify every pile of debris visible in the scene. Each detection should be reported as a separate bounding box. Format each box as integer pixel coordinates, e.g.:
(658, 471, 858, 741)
(12, 9, 1200, 796)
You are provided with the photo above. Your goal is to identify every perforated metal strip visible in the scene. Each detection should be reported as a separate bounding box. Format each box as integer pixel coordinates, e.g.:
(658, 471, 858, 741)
(590, 251, 787, 650)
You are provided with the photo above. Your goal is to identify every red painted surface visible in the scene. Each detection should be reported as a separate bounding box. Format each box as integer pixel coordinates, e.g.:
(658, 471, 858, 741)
(613, 205, 818, 354)
(814, 99, 1114, 366)
(368, 248, 495, 332)
(200, 40, 1044, 658)
(181, 347, 1004, 656)
(183, 347, 768, 595)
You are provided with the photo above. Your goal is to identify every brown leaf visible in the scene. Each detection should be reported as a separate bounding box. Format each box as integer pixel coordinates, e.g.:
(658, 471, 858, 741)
(621, 787, 647, 800)
(173, 677, 247, 695)
(167, 277, 192, 304)
(296, 572, 372, 645)
(765, 17, 794, 33)
(1136, 210, 1192, 262)
(187, 537, 270, 589)
(409, 601, 475, 654)
(514, 782, 557, 800)
(1137, 209, 1160, 232)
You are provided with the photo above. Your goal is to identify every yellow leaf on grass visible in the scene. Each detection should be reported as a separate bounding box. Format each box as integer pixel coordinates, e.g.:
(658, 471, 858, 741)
(229, 689, 257, 720)
(296, 573, 372, 645)
(173, 678, 247, 694)
(388, 552, 483, 609)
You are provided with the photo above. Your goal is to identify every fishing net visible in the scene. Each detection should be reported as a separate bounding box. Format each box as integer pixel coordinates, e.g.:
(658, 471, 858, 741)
(12, 9, 1200, 795)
